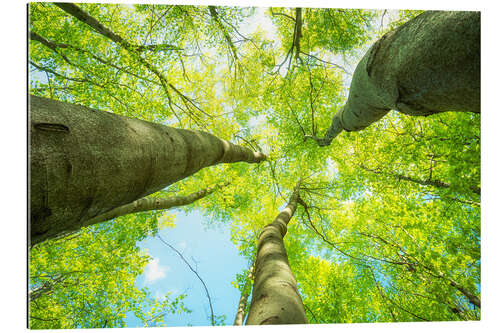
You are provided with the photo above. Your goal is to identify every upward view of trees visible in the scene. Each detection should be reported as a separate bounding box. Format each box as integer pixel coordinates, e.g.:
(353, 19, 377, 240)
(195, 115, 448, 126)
(28, 2, 480, 328)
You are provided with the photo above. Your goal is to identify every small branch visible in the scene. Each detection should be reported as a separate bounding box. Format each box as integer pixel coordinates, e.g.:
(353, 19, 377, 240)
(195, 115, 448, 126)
(29, 60, 130, 110)
(82, 182, 229, 226)
(157, 235, 216, 326)
(449, 278, 481, 308)
(303, 302, 319, 323)
(307, 66, 317, 135)
(299, 51, 352, 75)
(233, 263, 254, 325)
(135, 43, 183, 52)
(368, 266, 397, 321)
(29, 315, 59, 322)
(208, 6, 238, 62)
(380, 10, 387, 30)
(269, 8, 296, 21)
(30, 30, 161, 87)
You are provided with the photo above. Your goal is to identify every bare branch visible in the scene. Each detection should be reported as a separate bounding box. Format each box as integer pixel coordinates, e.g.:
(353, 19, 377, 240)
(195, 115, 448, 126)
(157, 235, 216, 326)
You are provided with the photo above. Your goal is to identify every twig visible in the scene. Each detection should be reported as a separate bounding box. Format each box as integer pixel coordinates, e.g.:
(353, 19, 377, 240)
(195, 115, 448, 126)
(157, 235, 216, 326)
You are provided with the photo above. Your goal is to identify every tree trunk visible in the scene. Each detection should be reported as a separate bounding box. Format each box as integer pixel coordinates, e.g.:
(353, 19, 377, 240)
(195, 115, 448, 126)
(233, 263, 254, 325)
(311, 11, 480, 146)
(245, 181, 308, 325)
(82, 182, 228, 227)
(29, 95, 265, 245)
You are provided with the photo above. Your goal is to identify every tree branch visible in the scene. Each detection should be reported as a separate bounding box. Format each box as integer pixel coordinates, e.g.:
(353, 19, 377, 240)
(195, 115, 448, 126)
(304, 107, 345, 146)
(233, 263, 254, 325)
(359, 164, 480, 195)
(293, 8, 303, 60)
(208, 6, 238, 62)
(53, 3, 204, 123)
(82, 182, 229, 226)
(157, 235, 216, 326)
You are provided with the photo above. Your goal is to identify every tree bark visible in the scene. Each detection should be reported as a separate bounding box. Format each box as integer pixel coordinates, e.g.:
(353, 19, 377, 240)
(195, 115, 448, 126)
(29, 95, 265, 245)
(293, 8, 303, 60)
(233, 263, 254, 325)
(82, 182, 228, 226)
(245, 181, 308, 325)
(311, 11, 480, 146)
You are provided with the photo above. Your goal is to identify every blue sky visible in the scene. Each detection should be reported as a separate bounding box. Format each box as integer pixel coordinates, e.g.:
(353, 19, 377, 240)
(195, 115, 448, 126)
(125, 209, 249, 327)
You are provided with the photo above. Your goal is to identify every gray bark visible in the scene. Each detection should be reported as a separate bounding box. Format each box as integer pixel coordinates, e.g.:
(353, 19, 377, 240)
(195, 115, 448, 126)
(246, 182, 308, 325)
(311, 11, 480, 146)
(30, 95, 265, 245)
(233, 263, 254, 325)
(82, 182, 228, 227)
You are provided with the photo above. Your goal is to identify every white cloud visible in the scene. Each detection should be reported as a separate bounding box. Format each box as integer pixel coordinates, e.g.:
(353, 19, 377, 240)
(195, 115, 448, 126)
(144, 257, 169, 284)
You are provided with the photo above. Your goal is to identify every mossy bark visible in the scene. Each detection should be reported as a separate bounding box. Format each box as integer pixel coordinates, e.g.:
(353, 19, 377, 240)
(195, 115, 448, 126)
(245, 182, 307, 325)
(313, 11, 480, 146)
(29, 95, 265, 245)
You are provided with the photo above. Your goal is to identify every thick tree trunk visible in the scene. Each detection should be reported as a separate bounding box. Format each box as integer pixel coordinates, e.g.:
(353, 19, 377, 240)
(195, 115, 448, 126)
(83, 182, 228, 227)
(233, 264, 254, 325)
(312, 11, 480, 146)
(29, 95, 265, 245)
(245, 182, 308, 325)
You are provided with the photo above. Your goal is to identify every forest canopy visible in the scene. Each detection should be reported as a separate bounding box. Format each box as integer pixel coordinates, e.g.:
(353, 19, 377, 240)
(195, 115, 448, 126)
(28, 2, 480, 328)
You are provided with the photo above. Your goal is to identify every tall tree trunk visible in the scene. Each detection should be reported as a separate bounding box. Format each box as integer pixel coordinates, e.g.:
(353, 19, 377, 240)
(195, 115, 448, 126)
(310, 11, 480, 146)
(233, 263, 254, 325)
(82, 182, 228, 227)
(30, 95, 265, 245)
(245, 181, 308, 325)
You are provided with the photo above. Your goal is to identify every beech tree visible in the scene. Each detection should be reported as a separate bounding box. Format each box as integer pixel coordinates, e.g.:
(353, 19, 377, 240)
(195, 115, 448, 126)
(246, 182, 307, 325)
(28, 3, 480, 328)
(83, 182, 229, 226)
(30, 95, 265, 244)
(308, 11, 480, 146)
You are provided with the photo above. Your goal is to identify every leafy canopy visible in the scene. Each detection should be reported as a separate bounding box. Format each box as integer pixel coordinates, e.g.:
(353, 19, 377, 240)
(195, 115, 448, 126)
(29, 3, 480, 327)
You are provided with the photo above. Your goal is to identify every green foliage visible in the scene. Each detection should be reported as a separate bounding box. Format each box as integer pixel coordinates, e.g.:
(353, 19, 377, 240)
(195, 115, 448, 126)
(269, 7, 375, 55)
(29, 3, 480, 327)
(29, 214, 189, 328)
